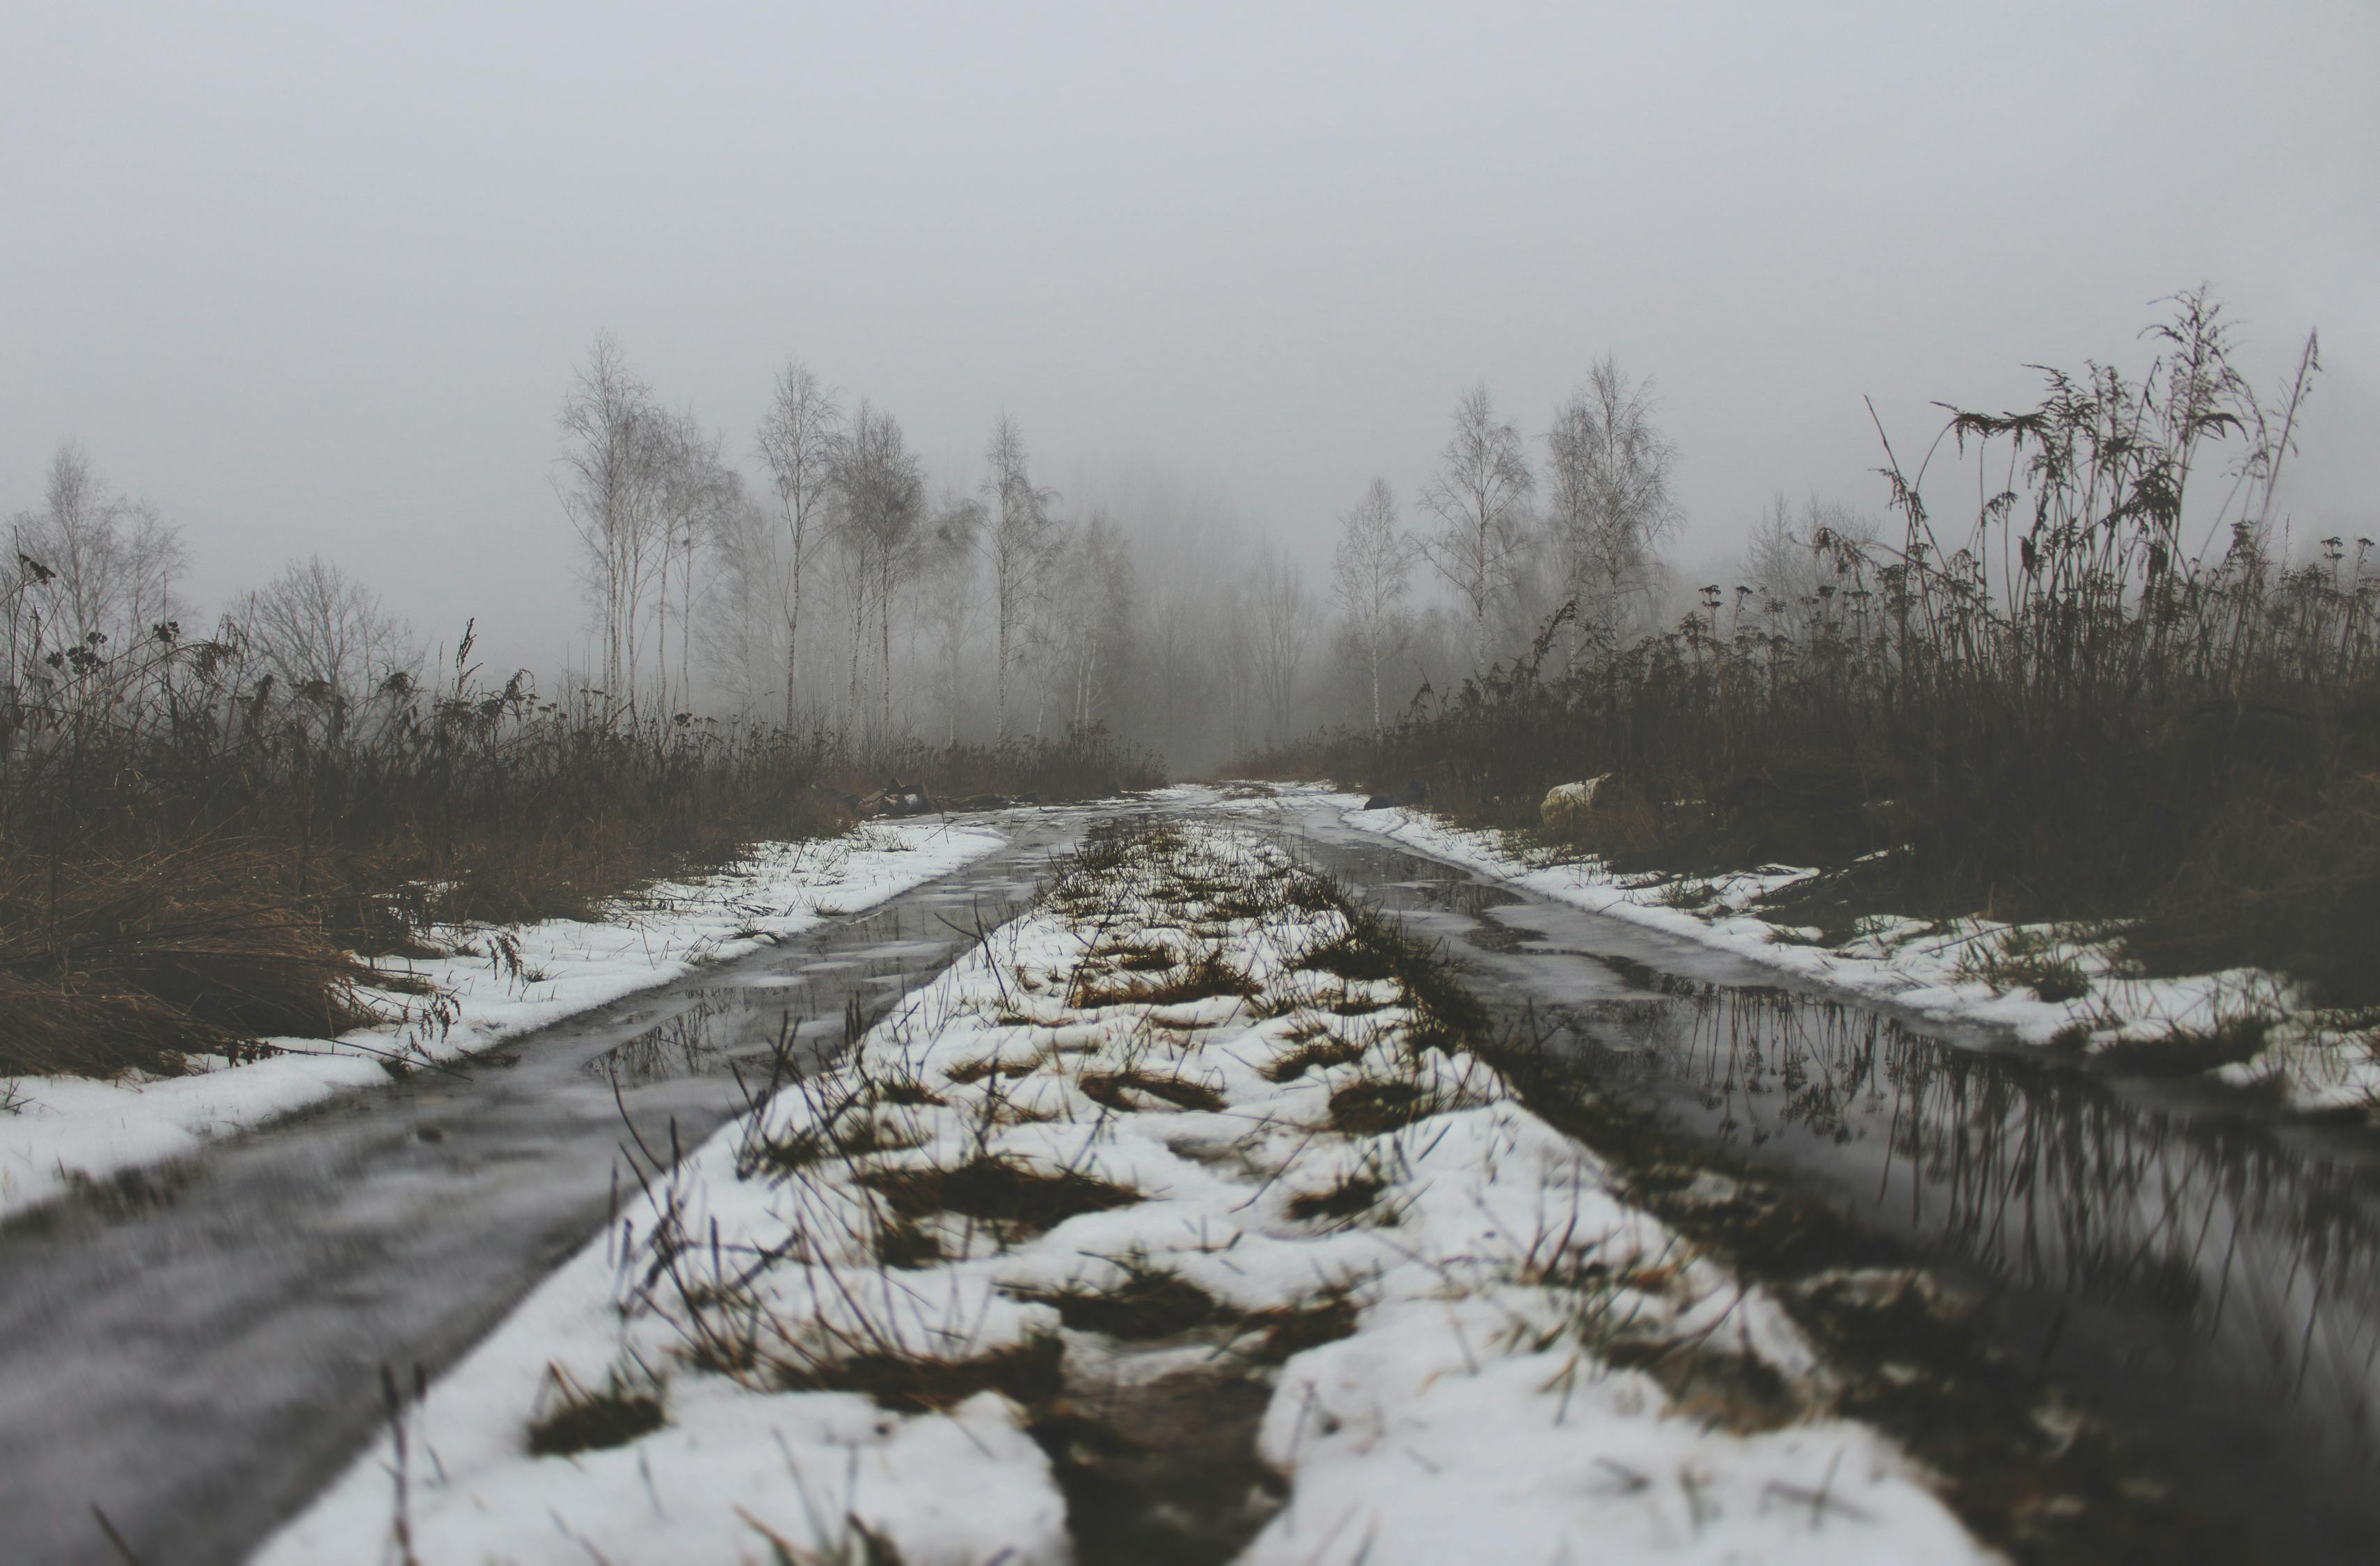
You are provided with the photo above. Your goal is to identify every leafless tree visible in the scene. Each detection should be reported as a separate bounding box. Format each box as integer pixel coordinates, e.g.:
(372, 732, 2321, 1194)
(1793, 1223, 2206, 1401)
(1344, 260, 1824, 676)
(1216, 575, 1260, 757)
(1418, 384, 1534, 677)
(556, 334, 663, 717)
(832, 402, 928, 738)
(1743, 492, 1877, 634)
(235, 555, 418, 705)
(1044, 514, 1136, 729)
(699, 487, 791, 719)
(1332, 477, 1415, 728)
(979, 414, 1059, 738)
(1546, 356, 1681, 656)
(755, 358, 842, 732)
(7, 442, 184, 690)
(651, 411, 739, 717)
(919, 495, 986, 745)
(1251, 544, 1312, 743)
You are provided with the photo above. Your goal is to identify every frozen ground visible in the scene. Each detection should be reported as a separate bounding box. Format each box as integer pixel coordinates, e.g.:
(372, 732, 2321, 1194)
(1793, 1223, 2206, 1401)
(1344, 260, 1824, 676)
(1191, 783, 2377, 1118)
(0, 820, 1003, 1224)
(262, 819, 1985, 1565)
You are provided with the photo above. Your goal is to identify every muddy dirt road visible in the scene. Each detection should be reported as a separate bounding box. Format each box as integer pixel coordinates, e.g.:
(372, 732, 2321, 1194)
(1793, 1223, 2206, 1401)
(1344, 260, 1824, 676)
(9, 799, 2380, 1562)
(0, 818, 1074, 1566)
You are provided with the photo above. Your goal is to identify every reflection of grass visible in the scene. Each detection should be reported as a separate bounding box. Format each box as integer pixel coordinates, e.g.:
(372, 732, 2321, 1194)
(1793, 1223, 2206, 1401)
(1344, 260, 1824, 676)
(1460, 963, 2255, 1560)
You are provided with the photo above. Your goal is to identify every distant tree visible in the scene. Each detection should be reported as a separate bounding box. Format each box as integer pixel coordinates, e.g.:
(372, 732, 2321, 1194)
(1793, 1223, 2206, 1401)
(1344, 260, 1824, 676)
(653, 411, 738, 716)
(1418, 385, 1534, 677)
(1045, 514, 1136, 729)
(700, 487, 792, 720)
(6, 442, 184, 691)
(1332, 477, 1415, 729)
(1546, 356, 1681, 658)
(979, 415, 1060, 738)
(1251, 544, 1312, 743)
(755, 358, 842, 732)
(920, 494, 986, 745)
(1742, 493, 1877, 635)
(832, 402, 928, 738)
(556, 334, 663, 716)
(235, 555, 418, 706)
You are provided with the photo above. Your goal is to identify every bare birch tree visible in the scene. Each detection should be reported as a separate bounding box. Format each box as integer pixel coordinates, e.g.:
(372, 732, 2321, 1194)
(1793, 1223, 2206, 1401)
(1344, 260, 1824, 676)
(557, 334, 663, 717)
(755, 358, 842, 731)
(833, 402, 928, 738)
(1251, 544, 1312, 743)
(979, 414, 1058, 738)
(1418, 384, 1534, 677)
(921, 495, 986, 745)
(1332, 477, 1415, 729)
(1546, 356, 1681, 656)
(700, 487, 791, 718)
(649, 411, 738, 716)
(1045, 514, 1135, 729)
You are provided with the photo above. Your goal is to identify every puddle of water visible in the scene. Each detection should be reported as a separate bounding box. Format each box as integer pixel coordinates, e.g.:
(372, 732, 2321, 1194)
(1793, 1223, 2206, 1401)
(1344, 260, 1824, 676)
(584, 918, 1036, 1089)
(1595, 988, 2380, 1439)
(1266, 812, 2380, 1556)
(0, 821, 1069, 1566)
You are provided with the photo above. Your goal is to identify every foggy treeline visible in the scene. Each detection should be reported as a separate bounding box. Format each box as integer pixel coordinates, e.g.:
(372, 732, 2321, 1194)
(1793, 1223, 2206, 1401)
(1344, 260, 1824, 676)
(537, 334, 1859, 773)
(3, 327, 1894, 777)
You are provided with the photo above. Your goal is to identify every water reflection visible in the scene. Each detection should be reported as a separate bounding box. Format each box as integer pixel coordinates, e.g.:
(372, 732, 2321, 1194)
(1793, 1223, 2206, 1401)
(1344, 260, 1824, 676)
(587, 988, 788, 1086)
(1269, 818, 2380, 1496)
(1573, 975, 2380, 1466)
(582, 892, 1031, 1088)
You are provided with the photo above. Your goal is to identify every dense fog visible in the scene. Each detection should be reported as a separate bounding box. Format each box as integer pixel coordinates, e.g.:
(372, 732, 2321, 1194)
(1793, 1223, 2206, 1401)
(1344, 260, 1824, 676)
(3, 5, 2373, 772)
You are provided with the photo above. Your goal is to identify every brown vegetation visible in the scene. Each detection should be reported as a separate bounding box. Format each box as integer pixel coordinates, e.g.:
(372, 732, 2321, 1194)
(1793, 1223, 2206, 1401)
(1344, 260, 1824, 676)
(1252, 294, 2374, 998)
(0, 614, 1157, 1079)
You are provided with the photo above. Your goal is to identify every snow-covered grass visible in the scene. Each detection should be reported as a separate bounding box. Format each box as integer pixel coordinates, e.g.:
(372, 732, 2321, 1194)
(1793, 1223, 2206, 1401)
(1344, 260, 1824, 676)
(0, 820, 1004, 1224)
(1200, 782, 2379, 1118)
(261, 818, 1984, 1564)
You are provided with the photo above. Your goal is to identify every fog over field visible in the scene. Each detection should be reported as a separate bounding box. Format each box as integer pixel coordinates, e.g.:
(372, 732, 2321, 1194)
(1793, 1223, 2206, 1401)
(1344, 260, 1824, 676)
(4, 3, 2372, 729)
(17, 10, 2380, 1563)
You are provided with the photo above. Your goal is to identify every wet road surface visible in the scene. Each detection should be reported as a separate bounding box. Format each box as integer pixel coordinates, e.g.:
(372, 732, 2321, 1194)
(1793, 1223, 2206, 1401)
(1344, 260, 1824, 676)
(0, 815, 1077, 1566)
(1274, 803, 2380, 1563)
(11, 798, 2380, 1562)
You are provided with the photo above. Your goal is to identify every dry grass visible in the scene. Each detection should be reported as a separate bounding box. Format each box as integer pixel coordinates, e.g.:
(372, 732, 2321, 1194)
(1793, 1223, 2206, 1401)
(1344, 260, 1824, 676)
(1077, 1069, 1226, 1114)
(774, 1336, 1067, 1416)
(857, 1156, 1143, 1238)
(0, 629, 1164, 1078)
(1246, 294, 2379, 999)
(0, 841, 385, 1077)
(1009, 1263, 1223, 1340)
(1068, 949, 1258, 1010)
(525, 1364, 666, 1457)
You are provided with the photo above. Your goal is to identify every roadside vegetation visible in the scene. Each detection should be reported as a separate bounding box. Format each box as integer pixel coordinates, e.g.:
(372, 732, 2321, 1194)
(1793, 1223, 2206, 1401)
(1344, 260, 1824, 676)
(1251, 292, 2367, 1001)
(0, 562, 1152, 1079)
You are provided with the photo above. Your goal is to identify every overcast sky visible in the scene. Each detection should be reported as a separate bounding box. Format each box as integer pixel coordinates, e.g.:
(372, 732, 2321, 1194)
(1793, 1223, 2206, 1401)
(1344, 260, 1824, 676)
(5, 1, 2374, 674)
